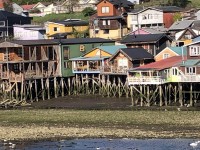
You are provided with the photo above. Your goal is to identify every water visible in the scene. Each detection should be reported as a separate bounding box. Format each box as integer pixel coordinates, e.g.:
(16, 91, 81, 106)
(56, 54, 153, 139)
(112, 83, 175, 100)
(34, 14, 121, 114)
(1, 138, 200, 150)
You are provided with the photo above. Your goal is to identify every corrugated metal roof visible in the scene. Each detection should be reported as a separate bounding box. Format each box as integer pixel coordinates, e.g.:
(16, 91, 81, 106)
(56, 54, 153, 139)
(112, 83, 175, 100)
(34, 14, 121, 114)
(179, 59, 200, 66)
(70, 56, 109, 61)
(156, 6, 183, 12)
(169, 20, 194, 31)
(120, 48, 154, 60)
(131, 56, 183, 71)
(121, 33, 171, 44)
(170, 47, 187, 55)
(97, 45, 126, 55)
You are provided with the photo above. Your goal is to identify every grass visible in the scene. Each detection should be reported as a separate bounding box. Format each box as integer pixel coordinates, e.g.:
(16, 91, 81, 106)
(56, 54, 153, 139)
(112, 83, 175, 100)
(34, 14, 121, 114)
(32, 12, 89, 24)
(1, 109, 200, 128)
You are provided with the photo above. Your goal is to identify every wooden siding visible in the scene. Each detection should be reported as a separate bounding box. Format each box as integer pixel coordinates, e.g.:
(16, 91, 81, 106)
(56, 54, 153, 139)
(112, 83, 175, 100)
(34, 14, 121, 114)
(155, 48, 178, 61)
(97, 0, 115, 16)
(84, 48, 111, 57)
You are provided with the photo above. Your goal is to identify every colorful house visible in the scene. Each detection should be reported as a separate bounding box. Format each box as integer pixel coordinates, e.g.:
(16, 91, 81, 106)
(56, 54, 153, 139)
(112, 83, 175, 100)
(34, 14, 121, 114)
(45, 19, 89, 39)
(102, 47, 154, 74)
(155, 46, 187, 61)
(89, 0, 134, 40)
(127, 40, 200, 85)
(120, 33, 172, 56)
(70, 45, 126, 74)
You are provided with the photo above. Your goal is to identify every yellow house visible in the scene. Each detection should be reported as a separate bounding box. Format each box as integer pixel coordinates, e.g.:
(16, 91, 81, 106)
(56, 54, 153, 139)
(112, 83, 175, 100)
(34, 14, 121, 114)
(45, 19, 89, 39)
(155, 47, 186, 61)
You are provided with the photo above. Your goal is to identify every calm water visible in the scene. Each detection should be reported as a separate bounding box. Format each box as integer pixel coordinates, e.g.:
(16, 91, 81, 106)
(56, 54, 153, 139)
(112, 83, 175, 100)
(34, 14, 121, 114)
(1, 138, 200, 150)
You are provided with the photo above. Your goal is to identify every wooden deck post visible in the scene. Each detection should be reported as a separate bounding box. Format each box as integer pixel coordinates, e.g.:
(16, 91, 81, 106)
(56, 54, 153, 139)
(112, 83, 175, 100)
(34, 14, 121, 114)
(61, 78, 64, 97)
(179, 83, 183, 106)
(46, 78, 50, 99)
(140, 85, 143, 106)
(54, 77, 57, 98)
(147, 85, 150, 106)
(190, 83, 193, 106)
(41, 78, 45, 100)
(35, 79, 38, 101)
(159, 85, 162, 106)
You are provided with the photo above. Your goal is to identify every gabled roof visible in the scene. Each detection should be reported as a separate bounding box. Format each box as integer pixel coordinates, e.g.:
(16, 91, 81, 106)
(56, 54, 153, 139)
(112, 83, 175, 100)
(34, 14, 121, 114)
(21, 4, 35, 10)
(129, 7, 162, 14)
(131, 56, 183, 71)
(97, 0, 133, 8)
(169, 20, 195, 31)
(70, 56, 109, 61)
(110, 47, 154, 61)
(121, 33, 172, 44)
(177, 28, 197, 40)
(82, 45, 126, 57)
(129, 27, 166, 35)
(169, 47, 187, 55)
(155, 6, 183, 12)
(96, 45, 127, 55)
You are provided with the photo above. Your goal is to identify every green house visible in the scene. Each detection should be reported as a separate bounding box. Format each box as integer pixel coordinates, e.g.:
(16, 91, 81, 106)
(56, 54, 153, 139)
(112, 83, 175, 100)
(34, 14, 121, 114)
(60, 38, 115, 77)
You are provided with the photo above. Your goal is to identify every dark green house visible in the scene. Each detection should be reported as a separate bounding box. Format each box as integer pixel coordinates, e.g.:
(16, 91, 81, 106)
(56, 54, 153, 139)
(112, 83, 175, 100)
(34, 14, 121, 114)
(59, 38, 115, 77)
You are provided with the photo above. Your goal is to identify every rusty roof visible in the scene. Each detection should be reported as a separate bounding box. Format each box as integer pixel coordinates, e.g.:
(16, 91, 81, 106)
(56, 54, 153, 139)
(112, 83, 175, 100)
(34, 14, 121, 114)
(131, 56, 184, 71)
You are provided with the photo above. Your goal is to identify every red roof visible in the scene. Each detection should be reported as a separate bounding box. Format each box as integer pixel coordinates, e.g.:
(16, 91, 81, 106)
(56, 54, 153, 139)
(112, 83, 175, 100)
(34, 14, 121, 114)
(135, 56, 185, 70)
(21, 4, 35, 10)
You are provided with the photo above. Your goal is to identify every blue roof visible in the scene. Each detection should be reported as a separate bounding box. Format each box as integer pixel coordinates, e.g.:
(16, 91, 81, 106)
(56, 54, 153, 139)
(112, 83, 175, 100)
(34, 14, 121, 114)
(180, 59, 200, 66)
(97, 45, 127, 55)
(70, 56, 109, 61)
(169, 47, 187, 55)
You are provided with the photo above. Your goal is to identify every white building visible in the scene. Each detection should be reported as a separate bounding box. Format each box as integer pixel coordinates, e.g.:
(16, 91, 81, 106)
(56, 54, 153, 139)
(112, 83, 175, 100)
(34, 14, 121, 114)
(127, 7, 164, 32)
(14, 24, 46, 40)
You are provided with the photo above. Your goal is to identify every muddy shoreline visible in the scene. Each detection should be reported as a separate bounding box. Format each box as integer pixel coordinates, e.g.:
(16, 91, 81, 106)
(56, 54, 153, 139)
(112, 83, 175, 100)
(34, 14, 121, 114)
(1, 95, 200, 142)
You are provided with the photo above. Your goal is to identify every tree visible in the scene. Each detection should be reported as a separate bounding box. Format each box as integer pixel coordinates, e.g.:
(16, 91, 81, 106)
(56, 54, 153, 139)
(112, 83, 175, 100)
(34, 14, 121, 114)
(65, 0, 80, 13)
(3, 0, 13, 12)
(82, 7, 96, 17)
(167, 0, 191, 8)
(173, 12, 182, 22)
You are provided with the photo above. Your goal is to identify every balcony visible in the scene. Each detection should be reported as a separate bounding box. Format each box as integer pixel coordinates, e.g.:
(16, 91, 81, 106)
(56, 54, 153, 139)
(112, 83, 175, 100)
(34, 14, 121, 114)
(100, 66, 128, 75)
(128, 76, 166, 85)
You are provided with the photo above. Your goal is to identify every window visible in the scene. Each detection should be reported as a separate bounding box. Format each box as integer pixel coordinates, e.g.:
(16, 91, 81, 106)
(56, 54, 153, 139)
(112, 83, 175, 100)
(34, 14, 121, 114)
(102, 20, 110, 25)
(96, 50, 100, 56)
(54, 27, 59, 32)
(103, 29, 109, 34)
(13, 64, 19, 71)
(172, 68, 178, 75)
(17, 49, 22, 57)
(163, 53, 169, 59)
(189, 46, 200, 56)
(0, 31, 3, 37)
(132, 15, 137, 21)
(118, 58, 128, 67)
(142, 15, 147, 20)
(102, 6, 109, 13)
(186, 67, 196, 75)
(63, 46, 69, 60)
(64, 61, 72, 69)
(184, 34, 192, 39)
(0, 21, 5, 26)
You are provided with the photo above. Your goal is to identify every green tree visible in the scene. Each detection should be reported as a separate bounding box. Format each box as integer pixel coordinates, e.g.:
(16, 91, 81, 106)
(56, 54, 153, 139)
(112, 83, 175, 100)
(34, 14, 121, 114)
(3, 0, 13, 12)
(173, 12, 182, 22)
(167, 0, 191, 8)
(82, 7, 96, 17)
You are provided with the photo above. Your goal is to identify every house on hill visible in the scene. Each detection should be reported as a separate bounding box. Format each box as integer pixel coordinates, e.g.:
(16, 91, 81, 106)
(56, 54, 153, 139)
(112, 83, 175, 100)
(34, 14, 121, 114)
(45, 19, 89, 39)
(89, 0, 134, 40)
(127, 7, 164, 32)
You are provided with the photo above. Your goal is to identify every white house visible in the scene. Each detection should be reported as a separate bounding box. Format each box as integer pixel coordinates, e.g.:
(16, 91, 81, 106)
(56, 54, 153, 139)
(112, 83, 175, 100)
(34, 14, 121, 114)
(13, 24, 46, 40)
(127, 7, 164, 32)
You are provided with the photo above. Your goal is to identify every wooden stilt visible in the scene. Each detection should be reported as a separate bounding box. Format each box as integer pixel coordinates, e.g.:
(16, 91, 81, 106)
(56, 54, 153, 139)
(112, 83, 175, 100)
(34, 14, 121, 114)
(190, 83, 193, 106)
(140, 85, 143, 106)
(41, 78, 45, 100)
(54, 77, 57, 98)
(147, 85, 150, 106)
(159, 85, 162, 106)
(130, 86, 134, 106)
(46, 78, 50, 99)
(35, 79, 38, 101)
(179, 83, 183, 106)
(61, 78, 64, 97)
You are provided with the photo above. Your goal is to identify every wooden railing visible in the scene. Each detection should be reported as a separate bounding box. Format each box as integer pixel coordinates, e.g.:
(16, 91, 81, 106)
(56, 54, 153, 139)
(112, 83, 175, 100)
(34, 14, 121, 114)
(73, 66, 101, 72)
(128, 76, 166, 85)
(100, 66, 128, 74)
(180, 75, 200, 82)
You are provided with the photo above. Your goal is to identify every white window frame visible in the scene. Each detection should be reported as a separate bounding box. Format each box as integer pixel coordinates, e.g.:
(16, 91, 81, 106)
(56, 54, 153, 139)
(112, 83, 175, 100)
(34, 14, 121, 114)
(102, 6, 109, 13)
(118, 58, 128, 67)
(163, 53, 169, 59)
(0, 21, 5, 26)
(189, 46, 200, 56)
(132, 15, 137, 21)
(186, 67, 196, 75)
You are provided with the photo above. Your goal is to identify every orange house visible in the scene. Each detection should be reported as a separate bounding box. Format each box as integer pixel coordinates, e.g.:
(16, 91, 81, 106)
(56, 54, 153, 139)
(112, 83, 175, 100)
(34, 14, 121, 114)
(89, 0, 134, 40)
